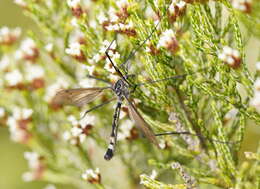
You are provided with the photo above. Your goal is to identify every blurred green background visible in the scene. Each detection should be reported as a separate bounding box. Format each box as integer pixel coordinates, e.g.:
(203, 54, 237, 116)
(0, 1, 259, 189)
(0, 1, 48, 189)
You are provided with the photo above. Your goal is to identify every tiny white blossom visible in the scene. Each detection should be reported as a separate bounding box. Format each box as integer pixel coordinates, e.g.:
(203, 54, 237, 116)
(45, 43, 54, 52)
(24, 151, 40, 169)
(117, 119, 134, 141)
(22, 172, 34, 182)
(150, 170, 158, 180)
(65, 42, 81, 56)
(116, 0, 129, 9)
(0, 107, 5, 118)
(108, 8, 119, 22)
(224, 108, 238, 121)
(5, 69, 23, 86)
(0, 55, 10, 71)
(256, 62, 260, 71)
(25, 64, 45, 82)
(14, 0, 27, 7)
(67, 0, 81, 8)
(15, 38, 38, 61)
(44, 79, 69, 102)
(82, 168, 100, 181)
(0, 26, 21, 44)
(97, 13, 108, 24)
(254, 78, 260, 91)
(13, 107, 33, 120)
(218, 46, 241, 68)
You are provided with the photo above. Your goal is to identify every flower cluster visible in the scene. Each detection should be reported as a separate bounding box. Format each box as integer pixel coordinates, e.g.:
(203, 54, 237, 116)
(65, 42, 86, 62)
(67, 0, 83, 18)
(4, 69, 24, 89)
(157, 29, 179, 54)
(24, 64, 45, 90)
(97, 1, 135, 36)
(82, 168, 101, 184)
(22, 151, 45, 182)
(15, 38, 39, 62)
(232, 0, 252, 13)
(168, 112, 199, 151)
(14, 0, 27, 8)
(218, 46, 241, 69)
(44, 79, 69, 110)
(168, 0, 187, 22)
(0, 26, 21, 45)
(117, 119, 138, 141)
(63, 114, 95, 145)
(7, 107, 33, 143)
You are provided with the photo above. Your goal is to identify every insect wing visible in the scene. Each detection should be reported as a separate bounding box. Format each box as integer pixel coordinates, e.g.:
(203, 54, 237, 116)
(53, 87, 107, 107)
(126, 99, 159, 147)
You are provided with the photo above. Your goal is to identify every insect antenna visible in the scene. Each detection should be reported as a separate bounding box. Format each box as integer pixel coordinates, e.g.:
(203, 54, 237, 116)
(120, 2, 172, 72)
(86, 75, 112, 85)
(132, 66, 209, 89)
(81, 97, 117, 119)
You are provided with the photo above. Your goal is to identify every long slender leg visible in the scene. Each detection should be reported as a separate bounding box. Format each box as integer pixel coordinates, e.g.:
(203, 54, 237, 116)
(86, 75, 112, 85)
(80, 97, 117, 119)
(104, 101, 122, 160)
(134, 67, 210, 87)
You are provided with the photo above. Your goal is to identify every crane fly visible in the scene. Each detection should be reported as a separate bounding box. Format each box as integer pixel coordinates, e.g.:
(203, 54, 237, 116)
(53, 2, 234, 160)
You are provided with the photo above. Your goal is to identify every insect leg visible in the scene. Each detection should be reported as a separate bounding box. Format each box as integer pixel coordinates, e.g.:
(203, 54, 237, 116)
(80, 97, 117, 119)
(104, 101, 122, 160)
(86, 75, 112, 85)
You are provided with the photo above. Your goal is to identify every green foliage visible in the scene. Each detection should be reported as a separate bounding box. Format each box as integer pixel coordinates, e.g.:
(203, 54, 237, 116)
(0, 0, 260, 188)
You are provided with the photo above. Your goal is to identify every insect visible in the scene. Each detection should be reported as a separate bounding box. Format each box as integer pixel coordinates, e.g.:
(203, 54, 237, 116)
(53, 2, 232, 160)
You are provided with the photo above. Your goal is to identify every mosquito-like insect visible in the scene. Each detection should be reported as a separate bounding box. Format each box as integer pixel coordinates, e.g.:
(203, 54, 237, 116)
(53, 2, 233, 160)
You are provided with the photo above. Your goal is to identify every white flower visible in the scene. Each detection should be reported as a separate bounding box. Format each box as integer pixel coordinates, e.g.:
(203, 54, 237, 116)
(25, 64, 45, 82)
(232, 0, 252, 12)
(0, 55, 10, 71)
(13, 107, 33, 120)
(97, 13, 108, 24)
(218, 46, 241, 67)
(108, 8, 119, 22)
(0, 107, 5, 118)
(15, 38, 38, 60)
(65, 42, 81, 56)
(0, 26, 21, 44)
(82, 168, 100, 180)
(14, 0, 27, 7)
(24, 151, 40, 169)
(67, 0, 81, 8)
(44, 79, 69, 102)
(116, 0, 129, 9)
(4, 69, 23, 86)
(65, 114, 95, 144)
(22, 172, 34, 182)
(256, 62, 260, 71)
(224, 108, 238, 121)
(45, 43, 53, 52)
(117, 119, 134, 141)
(254, 78, 260, 91)
(150, 170, 158, 180)
(157, 29, 178, 53)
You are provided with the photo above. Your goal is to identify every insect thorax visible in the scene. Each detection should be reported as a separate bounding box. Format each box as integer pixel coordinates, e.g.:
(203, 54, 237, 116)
(113, 79, 130, 100)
